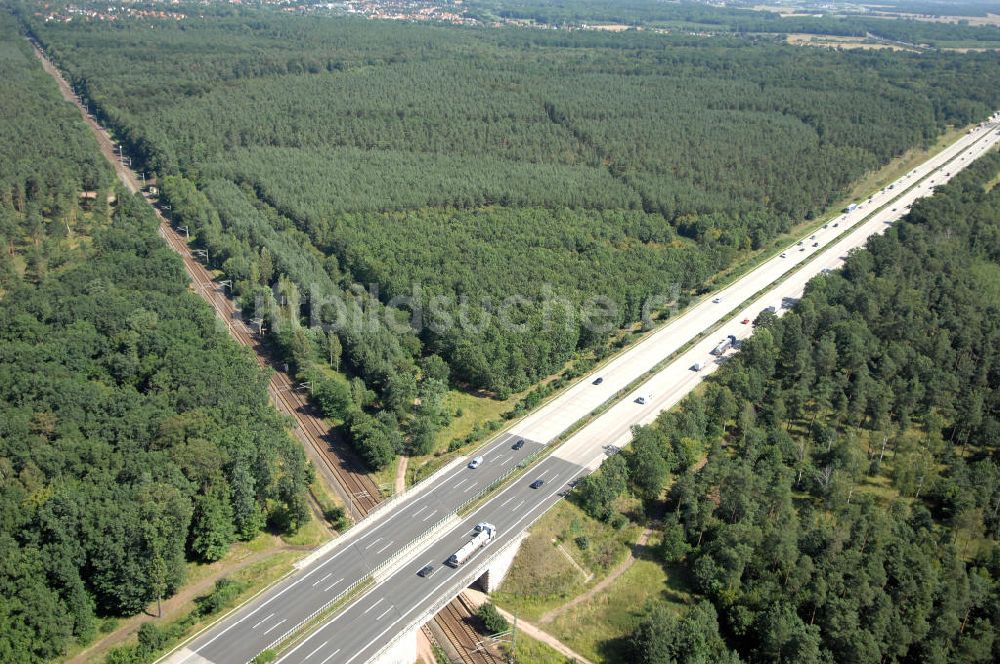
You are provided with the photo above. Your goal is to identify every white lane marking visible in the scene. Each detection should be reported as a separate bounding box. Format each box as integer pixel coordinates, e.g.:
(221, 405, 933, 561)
(412, 505, 429, 517)
(324, 578, 344, 592)
(453, 478, 469, 489)
(317, 649, 341, 664)
(515, 500, 525, 510)
(363, 598, 385, 615)
(364, 537, 383, 550)
(262, 619, 286, 635)
(304, 640, 329, 660)
(339, 470, 572, 664)
(202, 128, 998, 663)
(250, 613, 274, 630)
(375, 541, 393, 555)
(312, 572, 332, 588)
(500, 455, 513, 465)
(422, 509, 437, 522)
(376, 607, 393, 621)
(464, 483, 477, 493)
(499, 495, 515, 508)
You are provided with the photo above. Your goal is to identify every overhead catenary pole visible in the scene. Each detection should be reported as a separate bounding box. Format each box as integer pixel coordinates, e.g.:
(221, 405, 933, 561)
(510, 612, 517, 663)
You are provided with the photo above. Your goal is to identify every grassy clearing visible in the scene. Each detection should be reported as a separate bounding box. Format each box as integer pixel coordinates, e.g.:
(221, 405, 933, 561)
(501, 632, 574, 664)
(787, 34, 916, 51)
(435, 389, 515, 452)
(370, 454, 399, 497)
(74, 549, 302, 663)
(547, 556, 693, 663)
(280, 517, 331, 548)
(493, 500, 638, 622)
(984, 161, 1000, 192)
(309, 476, 346, 519)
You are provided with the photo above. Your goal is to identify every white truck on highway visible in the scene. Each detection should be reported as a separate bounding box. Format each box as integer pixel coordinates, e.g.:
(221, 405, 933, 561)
(446, 523, 497, 567)
(711, 334, 738, 357)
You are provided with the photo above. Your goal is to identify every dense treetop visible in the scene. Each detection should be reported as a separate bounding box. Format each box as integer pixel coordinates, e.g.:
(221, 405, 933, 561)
(577, 151, 1000, 663)
(0, 13, 308, 662)
(25, 7, 1000, 465)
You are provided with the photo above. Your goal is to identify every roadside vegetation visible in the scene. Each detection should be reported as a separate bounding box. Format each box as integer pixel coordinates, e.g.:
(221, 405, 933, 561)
(494, 499, 640, 620)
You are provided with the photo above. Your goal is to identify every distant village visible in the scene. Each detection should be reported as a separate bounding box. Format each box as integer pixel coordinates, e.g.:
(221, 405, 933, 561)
(36, 0, 645, 32)
(38, 1, 480, 26)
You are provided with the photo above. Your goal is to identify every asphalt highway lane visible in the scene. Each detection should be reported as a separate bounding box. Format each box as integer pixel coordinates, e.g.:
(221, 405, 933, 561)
(274, 454, 587, 664)
(511, 120, 999, 444)
(164, 118, 998, 664)
(169, 432, 542, 664)
(267, 120, 1000, 664)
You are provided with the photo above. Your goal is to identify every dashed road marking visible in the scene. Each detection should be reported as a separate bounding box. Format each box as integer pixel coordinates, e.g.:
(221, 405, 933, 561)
(250, 613, 274, 630)
(262, 619, 286, 635)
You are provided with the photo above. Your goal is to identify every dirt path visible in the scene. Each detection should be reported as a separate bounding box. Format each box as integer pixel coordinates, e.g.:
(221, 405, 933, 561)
(539, 523, 655, 626)
(554, 540, 593, 582)
(394, 455, 409, 494)
(67, 542, 304, 664)
(415, 627, 437, 664)
(463, 590, 595, 664)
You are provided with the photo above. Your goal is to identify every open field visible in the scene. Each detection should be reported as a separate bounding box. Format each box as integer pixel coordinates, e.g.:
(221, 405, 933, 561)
(787, 33, 917, 50)
(492, 500, 639, 622)
(546, 556, 692, 663)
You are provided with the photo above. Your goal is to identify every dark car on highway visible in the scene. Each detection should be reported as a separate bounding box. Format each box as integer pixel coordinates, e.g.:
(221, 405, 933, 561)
(417, 565, 435, 578)
(530, 479, 545, 489)
(592, 377, 604, 385)
(512, 439, 525, 451)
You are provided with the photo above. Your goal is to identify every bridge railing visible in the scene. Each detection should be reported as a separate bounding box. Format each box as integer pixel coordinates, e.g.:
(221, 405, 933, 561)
(362, 493, 560, 664)
(251, 450, 542, 662)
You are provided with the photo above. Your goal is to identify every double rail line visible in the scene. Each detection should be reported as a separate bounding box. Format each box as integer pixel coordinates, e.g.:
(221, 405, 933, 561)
(434, 594, 503, 664)
(32, 39, 381, 522)
(158, 222, 383, 520)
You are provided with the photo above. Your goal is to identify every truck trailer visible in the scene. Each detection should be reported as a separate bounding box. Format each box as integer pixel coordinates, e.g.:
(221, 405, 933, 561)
(711, 334, 738, 357)
(446, 523, 497, 567)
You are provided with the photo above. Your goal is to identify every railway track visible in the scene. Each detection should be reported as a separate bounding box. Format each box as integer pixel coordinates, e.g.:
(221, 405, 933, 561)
(434, 594, 504, 664)
(156, 203, 383, 521)
(32, 39, 382, 523)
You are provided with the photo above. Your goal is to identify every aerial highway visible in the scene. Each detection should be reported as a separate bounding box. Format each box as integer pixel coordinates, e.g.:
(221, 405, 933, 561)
(509, 118, 1000, 443)
(160, 115, 1000, 664)
(263, 118, 1000, 664)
